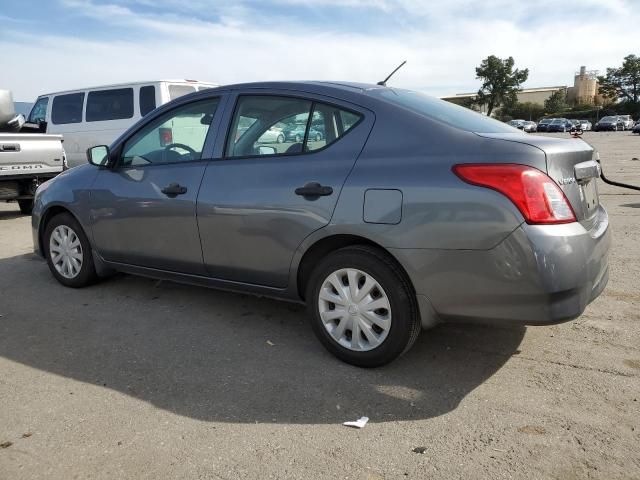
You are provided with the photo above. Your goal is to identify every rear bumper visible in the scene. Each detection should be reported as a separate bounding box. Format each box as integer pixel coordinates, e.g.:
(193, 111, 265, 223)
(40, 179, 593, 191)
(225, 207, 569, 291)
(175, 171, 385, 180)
(390, 205, 610, 327)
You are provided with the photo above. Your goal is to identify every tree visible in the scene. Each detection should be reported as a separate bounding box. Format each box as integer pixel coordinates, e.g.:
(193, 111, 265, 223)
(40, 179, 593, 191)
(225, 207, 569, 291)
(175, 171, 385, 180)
(474, 55, 529, 116)
(500, 101, 545, 122)
(544, 89, 568, 113)
(598, 54, 640, 103)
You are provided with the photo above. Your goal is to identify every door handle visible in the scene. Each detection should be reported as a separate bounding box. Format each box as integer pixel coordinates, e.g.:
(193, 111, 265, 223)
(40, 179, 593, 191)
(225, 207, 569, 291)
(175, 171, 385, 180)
(295, 182, 333, 198)
(161, 183, 188, 197)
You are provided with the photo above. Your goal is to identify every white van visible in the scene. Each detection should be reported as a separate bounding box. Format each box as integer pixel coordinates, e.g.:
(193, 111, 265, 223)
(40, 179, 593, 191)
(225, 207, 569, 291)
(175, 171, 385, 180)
(26, 80, 217, 167)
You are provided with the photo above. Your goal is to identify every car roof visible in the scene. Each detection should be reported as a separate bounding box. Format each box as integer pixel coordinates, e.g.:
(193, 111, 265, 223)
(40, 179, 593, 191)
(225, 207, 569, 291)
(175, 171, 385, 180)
(220, 80, 383, 92)
(38, 80, 218, 98)
(175, 81, 411, 110)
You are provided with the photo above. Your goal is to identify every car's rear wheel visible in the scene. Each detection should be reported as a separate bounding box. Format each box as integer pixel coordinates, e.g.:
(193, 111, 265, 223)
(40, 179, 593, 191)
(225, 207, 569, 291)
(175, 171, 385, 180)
(44, 212, 98, 288)
(306, 245, 421, 367)
(18, 199, 33, 215)
(277, 134, 284, 143)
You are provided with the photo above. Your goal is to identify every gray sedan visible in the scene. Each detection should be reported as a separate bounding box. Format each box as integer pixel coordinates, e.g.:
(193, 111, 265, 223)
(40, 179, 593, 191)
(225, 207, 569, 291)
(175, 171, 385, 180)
(32, 81, 610, 367)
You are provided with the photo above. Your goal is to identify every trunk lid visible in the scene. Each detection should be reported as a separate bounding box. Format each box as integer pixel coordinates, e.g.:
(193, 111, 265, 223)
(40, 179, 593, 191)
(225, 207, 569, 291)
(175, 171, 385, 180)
(476, 133, 600, 225)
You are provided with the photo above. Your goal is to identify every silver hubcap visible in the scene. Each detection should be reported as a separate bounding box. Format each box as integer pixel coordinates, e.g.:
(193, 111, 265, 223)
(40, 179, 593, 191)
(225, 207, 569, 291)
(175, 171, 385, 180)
(318, 268, 392, 351)
(49, 225, 83, 279)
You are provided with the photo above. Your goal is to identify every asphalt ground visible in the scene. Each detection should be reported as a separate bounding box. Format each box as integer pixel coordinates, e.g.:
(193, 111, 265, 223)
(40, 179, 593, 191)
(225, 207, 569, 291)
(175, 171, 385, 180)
(0, 130, 638, 479)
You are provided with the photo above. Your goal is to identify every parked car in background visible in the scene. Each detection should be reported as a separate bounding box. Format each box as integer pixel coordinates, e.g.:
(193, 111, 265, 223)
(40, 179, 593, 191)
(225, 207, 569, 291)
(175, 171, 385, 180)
(32, 81, 610, 367)
(257, 126, 285, 143)
(547, 118, 572, 132)
(522, 121, 537, 133)
(577, 119, 592, 131)
(26, 80, 217, 167)
(0, 90, 66, 214)
(537, 118, 553, 132)
(618, 115, 634, 130)
(284, 124, 324, 142)
(594, 116, 623, 132)
(632, 121, 640, 134)
(507, 119, 525, 130)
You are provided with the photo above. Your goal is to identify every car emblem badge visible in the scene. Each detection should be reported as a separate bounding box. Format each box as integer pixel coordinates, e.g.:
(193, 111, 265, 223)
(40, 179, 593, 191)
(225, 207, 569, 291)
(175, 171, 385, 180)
(557, 177, 576, 185)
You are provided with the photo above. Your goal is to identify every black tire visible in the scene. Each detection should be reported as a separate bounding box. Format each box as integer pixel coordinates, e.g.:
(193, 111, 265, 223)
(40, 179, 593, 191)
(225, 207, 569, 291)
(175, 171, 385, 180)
(295, 134, 302, 143)
(43, 212, 98, 288)
(305, 245, 421, 367)
(18, 199, 33, 215)
(277, 134, 284, 144)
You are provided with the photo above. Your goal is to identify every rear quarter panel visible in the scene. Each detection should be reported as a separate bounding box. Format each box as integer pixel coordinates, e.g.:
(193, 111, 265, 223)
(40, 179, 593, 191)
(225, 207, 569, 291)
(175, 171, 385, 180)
(329, 109, 547, 250)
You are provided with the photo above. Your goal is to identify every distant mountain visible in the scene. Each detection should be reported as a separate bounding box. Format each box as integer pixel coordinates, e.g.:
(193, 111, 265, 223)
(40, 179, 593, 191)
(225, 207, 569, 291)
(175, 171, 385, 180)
(14, 101, 33, 117)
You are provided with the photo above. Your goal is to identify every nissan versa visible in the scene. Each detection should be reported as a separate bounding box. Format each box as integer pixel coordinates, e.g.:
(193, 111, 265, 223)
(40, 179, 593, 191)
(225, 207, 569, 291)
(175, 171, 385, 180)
(32, 82, 610, 367)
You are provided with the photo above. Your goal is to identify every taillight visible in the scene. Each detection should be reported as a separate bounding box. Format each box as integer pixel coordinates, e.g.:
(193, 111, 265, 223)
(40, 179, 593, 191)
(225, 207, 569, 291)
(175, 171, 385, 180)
(453, 163, 576, 224)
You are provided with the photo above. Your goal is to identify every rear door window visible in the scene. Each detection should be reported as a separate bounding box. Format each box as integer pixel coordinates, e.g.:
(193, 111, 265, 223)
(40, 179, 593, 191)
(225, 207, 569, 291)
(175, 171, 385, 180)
(86, 88, 134, 122)
(225, 95, 362, 158)
(139, 85, 156, 116)
(305, 103, 362, 152)
(51, 93, 85, 125)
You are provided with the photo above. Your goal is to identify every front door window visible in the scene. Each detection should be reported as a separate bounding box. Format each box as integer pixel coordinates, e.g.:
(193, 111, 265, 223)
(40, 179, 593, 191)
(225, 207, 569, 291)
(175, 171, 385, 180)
(121, 98, 219, 167)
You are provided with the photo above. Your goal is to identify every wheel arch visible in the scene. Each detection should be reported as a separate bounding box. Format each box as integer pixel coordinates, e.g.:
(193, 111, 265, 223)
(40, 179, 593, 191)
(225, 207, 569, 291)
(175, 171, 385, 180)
(295, 233, 413, 301)
(38, 205, 81, 258)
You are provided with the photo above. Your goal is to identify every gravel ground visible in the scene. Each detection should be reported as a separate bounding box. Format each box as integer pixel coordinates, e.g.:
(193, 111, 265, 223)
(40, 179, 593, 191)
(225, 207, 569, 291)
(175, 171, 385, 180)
(0, 131, 639, 480)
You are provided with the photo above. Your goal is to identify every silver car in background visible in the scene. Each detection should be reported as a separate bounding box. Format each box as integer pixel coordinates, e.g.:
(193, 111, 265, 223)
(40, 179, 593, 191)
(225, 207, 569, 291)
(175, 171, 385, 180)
(32, 81, 610, 367)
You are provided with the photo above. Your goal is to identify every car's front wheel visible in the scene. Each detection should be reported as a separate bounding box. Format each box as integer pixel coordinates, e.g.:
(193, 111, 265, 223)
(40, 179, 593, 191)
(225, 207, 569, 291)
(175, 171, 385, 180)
(306, 245, 421, 367)
(44, 212, 98, 288)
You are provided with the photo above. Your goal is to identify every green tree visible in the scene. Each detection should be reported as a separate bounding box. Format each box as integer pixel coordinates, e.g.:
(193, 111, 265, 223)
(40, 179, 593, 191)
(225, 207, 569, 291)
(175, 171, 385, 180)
(474, 55, 529, 116)
(598, 54, 640, 103)
(544, 89, 568, 113)
(501, 101, 545, 121)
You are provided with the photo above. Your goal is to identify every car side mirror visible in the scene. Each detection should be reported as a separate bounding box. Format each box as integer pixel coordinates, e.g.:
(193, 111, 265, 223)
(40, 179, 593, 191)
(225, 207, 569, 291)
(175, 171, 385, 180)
(256, 145, 277, 155)
(87, 145, 110, 166)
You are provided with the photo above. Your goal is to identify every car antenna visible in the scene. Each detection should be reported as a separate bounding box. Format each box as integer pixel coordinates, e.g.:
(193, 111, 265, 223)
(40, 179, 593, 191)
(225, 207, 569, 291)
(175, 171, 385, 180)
(377, 60, 407, 86)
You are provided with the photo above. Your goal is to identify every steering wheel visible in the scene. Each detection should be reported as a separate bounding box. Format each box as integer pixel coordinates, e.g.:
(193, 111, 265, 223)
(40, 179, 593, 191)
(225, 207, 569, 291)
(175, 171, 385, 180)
(164, 143, 196, 156)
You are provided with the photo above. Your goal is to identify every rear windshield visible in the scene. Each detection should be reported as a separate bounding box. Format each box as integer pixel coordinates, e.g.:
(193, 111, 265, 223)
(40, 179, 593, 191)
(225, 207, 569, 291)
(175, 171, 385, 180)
(373, 88, 515, 133)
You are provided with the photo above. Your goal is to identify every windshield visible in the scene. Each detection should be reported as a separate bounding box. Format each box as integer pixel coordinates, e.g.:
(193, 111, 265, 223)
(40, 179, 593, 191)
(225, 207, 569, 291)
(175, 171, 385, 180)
(374, 89, 516, 133)
(28, 97, 49, 123)
(600, 116, 616, 122)
(551, 119, 564, 124)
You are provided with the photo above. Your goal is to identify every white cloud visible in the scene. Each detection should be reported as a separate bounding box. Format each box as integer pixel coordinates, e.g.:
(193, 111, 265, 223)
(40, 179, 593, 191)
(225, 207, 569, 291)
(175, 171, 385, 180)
(2, 0, 639, 101)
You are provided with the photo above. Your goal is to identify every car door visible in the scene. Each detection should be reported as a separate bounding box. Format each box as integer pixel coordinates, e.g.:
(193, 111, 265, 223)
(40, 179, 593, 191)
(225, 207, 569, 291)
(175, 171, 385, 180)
(90, 95, 225, 275)
(197, 92, 373, 288)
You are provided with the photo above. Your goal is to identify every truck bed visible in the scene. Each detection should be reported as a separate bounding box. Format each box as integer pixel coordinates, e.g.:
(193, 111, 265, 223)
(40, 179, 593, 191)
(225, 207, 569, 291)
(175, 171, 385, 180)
(0, 133, 65, 177)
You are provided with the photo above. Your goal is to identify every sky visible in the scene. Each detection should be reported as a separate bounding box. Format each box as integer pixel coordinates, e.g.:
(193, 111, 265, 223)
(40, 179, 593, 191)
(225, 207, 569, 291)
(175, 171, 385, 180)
(0, 0, 638, 101)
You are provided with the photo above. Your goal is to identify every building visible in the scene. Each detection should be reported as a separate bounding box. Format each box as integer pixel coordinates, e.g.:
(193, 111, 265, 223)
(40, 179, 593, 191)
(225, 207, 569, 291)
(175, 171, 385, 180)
(442, 86, 567, 115)
(441, 66, 601, 114)
(567, 66, 599, 105)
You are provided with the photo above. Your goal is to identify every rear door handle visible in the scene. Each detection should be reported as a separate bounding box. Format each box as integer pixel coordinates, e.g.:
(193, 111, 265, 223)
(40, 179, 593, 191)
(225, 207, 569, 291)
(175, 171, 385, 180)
(295, 182, 333, 198)
(161, 183, 188, 197)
